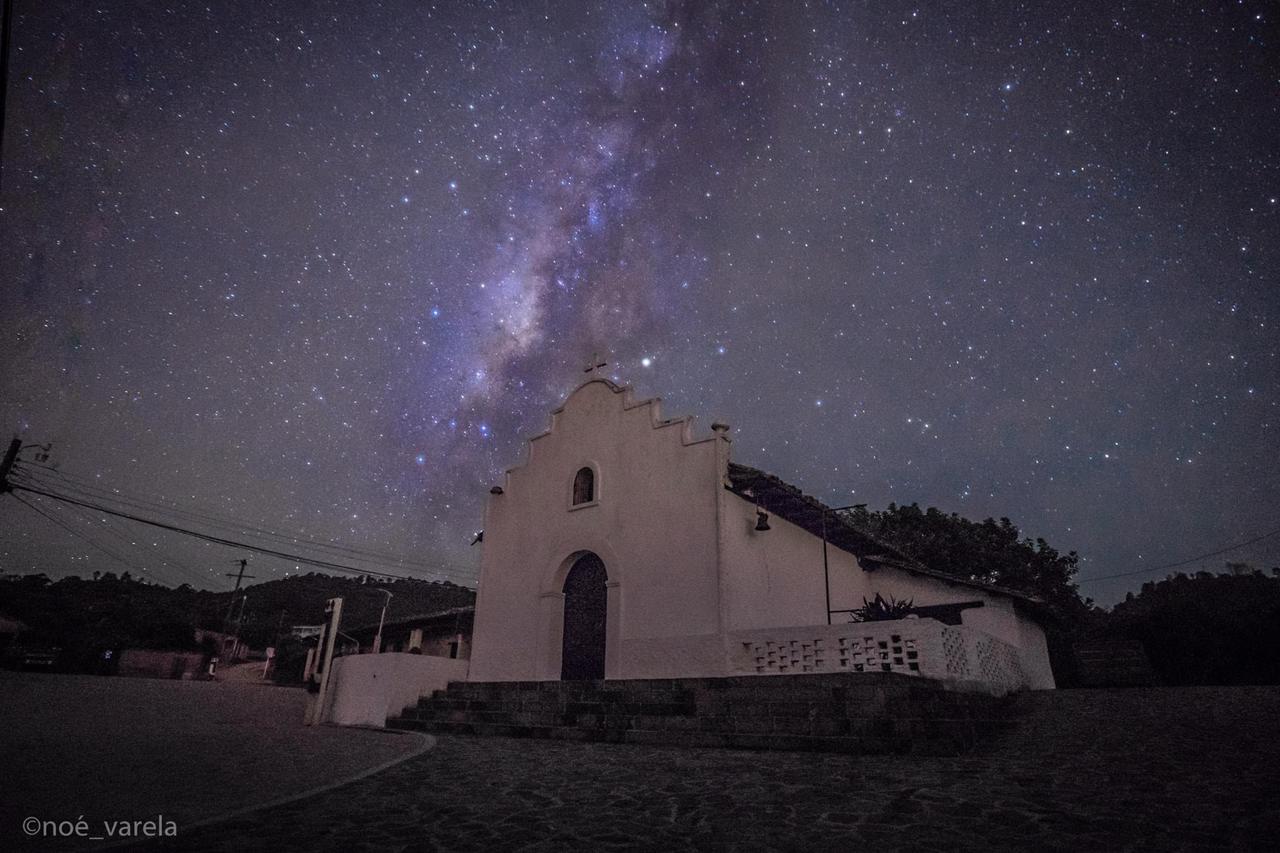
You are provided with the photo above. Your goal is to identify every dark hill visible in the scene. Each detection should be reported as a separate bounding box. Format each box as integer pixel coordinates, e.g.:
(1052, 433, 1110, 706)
(0, 571, 475, 670)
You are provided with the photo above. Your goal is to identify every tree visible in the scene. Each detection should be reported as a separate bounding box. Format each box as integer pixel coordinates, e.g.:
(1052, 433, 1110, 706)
(845, 503, 1085, 612)
(1104, 572, 1280, 685)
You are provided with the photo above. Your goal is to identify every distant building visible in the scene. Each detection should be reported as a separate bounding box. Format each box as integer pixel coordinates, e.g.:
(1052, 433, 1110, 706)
(345, 607, 473, 658)
(290, 624, 324, 641)
(194, 628, 249, 662)
(117, 649, 207, 680)
(0, 616, 27, 652)
(468, 379, 1055, 692)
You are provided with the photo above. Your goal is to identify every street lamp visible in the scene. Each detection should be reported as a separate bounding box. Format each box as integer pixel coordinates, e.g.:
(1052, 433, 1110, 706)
(821, 503, 866, 625)
(371, 588, 393, 654)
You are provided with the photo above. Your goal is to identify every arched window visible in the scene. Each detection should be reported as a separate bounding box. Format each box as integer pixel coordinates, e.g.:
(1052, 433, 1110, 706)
(572, 466, 595, 505)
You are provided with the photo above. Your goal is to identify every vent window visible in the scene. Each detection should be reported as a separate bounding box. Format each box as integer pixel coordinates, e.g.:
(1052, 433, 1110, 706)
(572, 467, 595, 505)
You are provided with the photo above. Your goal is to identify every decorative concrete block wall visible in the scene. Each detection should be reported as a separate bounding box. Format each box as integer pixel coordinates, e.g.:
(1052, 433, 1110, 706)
(727, 617, 1030, 694)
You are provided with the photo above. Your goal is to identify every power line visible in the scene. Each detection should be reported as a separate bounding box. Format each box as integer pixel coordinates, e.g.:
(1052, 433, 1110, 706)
(12, 463, 471, 582)
(10, 480, 474, 587)
(13, 494, 143, 573)
(13, 468, 227, 584)
(11, 464, 471, 581)
(17, 493, 209, 589)
(59, 498, 213, 588)
(30, 473, 250, 585)
(13, 464, 406, 560)
(1079, 526, 1280, 584)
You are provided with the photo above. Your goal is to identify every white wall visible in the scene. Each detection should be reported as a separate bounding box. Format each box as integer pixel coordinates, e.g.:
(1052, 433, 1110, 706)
(716, 490, 1055, 688)
(321, 653, 469, 727)
(717, 492, 864, 630)
(718, 491, 1009, 631)
(468, 380, 727, 681)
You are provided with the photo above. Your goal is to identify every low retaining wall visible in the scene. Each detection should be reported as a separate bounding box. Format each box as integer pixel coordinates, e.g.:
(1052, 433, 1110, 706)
(321, 653, 469, 727)
(118, 649, 207, 680)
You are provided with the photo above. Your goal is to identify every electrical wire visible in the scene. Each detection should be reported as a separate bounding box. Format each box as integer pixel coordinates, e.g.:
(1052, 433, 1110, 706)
(14, 464, 419, 563)
(12, 463, 472, 582)
(59, 499, 213, 588)
(11, 464, 473, 583)
(10, 480, 474, 586)
(13, 494, 143, 573)
(17, 492, 207, 588)
(1078, 526, 1280, 584)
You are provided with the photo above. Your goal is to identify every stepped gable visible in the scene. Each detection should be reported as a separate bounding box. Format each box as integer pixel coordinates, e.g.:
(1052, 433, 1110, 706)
(498, 377, 712, 489)
(389, 674, 1017, 756)
(726, 462, 1043, 608)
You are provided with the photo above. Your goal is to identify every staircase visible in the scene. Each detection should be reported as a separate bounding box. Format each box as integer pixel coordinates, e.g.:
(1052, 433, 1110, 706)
(388, 673, 1017, 755)
(1073, 640, 1159, 687)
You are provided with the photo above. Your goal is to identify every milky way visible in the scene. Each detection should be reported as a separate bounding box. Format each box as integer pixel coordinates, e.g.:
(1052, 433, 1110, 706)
(1, 1, 1276, 603)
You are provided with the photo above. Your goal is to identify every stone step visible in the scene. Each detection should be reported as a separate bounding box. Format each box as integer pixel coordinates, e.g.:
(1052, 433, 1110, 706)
(389, 672, 1017, 755)
(422, 679, 972, 708)
(398, 707, 1009, 737)
(387, 715, 1004, 756)
(414, 692, 999, 722)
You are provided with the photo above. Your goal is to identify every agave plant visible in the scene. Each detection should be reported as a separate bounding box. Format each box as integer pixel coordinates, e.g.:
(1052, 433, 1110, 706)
(849, 593, 915, 622)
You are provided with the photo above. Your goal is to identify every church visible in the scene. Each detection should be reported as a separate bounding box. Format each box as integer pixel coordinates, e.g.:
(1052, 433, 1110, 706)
(467, 378, 1055, 693)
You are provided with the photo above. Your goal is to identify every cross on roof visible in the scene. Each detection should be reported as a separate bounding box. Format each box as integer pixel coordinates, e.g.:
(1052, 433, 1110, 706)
(583, 352, 608, 375)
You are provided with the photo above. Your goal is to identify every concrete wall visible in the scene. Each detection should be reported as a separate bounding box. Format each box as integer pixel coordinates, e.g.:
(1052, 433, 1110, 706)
(717, 491, 1055, 688)
(717, 491, 864, 630)
(321, 653, 469, 727)
(468, 380, 726, 681)
(719, 491, 995, 632)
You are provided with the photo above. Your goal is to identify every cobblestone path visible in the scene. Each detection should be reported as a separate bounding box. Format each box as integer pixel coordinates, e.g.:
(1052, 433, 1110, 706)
(160, 687, 1279, 852)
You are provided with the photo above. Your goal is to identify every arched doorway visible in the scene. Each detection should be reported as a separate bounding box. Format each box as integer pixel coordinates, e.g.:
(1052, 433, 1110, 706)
(561, 553, 607, 680)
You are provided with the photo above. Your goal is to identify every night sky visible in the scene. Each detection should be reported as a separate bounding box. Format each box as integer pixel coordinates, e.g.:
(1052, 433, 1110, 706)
(1, 1, 1276, 604)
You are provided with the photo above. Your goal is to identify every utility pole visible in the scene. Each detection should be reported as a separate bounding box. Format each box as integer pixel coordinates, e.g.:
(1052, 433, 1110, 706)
(305, 597, 343, 726)
(0, 436, 20, 494)
(372, 588, 393, 654)
(273, 610, 287, 648)
(233, 592, 250, 658)
(222, 558, 255, 639)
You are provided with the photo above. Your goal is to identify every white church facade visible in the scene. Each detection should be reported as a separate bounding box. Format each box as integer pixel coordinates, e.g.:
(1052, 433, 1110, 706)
(468, 379, 1055, 693)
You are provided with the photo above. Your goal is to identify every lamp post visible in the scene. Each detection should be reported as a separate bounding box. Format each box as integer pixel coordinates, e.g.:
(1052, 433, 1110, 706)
(371, 588, 393, 654)
(821, 504, 866, 625)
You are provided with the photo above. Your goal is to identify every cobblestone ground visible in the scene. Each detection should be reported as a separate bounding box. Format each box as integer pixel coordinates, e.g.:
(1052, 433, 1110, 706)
(0, 673, 424, 853)
(158, 687, 1279, 852)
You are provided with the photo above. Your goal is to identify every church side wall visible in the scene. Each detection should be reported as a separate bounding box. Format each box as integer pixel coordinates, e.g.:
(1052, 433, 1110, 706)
(717, 493, 865, 631)
(1012, 609, 1056, 689)
(717, 491, 1055, 687)
(468, 382, 724, 682)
